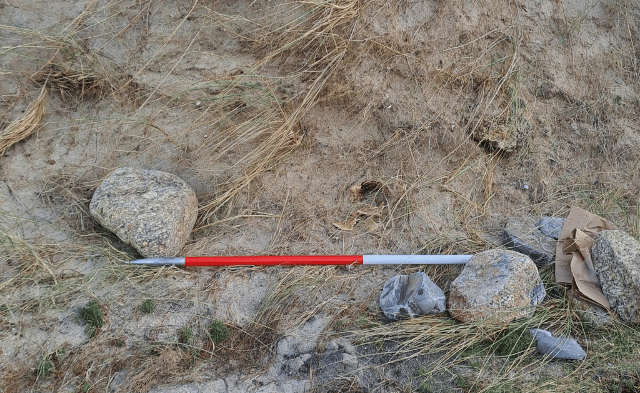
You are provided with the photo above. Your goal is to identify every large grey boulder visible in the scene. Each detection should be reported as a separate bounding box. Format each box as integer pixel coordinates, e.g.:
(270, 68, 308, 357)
(592, 230, 640, 323)
(503, 217, 556, 266)
(90, 167, 198, 258)
(379, 272, 445, 320)
(535, 216, 565, 240)
(529, 328, 586, 360)
(448, 249, 546, 323)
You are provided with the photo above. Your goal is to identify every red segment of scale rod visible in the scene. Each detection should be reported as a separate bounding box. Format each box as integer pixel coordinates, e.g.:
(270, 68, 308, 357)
(185, 255, 364, 267)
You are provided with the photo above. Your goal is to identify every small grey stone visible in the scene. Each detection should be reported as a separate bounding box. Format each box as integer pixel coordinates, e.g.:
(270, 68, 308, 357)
(592, 230, 640, 323)
(503, 217, 557, 266)
(567, 289, 612, 326)
(277, 315, 330, 357)
(283, 353, 310, 374)
(89, 167, 198, 258)
(535, 216, 565, 240)
(379, 272, 445, 320)
(530, 280, 547, 306)
(448, 249, 546, 323)
(529, 328, 586, 360)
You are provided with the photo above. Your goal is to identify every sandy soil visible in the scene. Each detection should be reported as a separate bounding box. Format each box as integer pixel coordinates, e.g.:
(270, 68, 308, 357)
(1, 0, 639, 392)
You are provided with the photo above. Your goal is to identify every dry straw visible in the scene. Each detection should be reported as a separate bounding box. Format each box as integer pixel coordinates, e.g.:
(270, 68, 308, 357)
(0, 87, 47, 156)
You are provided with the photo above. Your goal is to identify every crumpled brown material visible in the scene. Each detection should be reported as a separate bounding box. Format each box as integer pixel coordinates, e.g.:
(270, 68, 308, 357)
(555, 207, 616, 309)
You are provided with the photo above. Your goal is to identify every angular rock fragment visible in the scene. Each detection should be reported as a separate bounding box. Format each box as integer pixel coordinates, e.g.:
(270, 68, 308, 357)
(448, 249, 545, 323)
(592, 230, 640, 323)
(503, 217, 556, 266)
(529, 328, 586, 360)
(379, 272, 445, 320)
(567, 289, 612, 326)
(535, 216, 565, 240)
(277, 315, 330, 358)
(90, 167, 198, 258)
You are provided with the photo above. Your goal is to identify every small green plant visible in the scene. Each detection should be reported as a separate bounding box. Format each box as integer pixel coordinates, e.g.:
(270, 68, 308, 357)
(334, 319, 347, 330)
(37, 357, 54, 377)
(178, 327, 194, 345)
(455, 376, 470, 389)
(81, 381, 92, 392)
(562, 362, 575, 374)
(614, 95, 622, 105)
(461, 342, 487, 358)
(357, 315, 377, 328)
(419, 379, 433, 393)
(79, 300, 104, 338)
(208, 320, 231, 343)
(625, 380, 635, 391)
(492, 325, 534, 357)
(139, 299, 155, 314)
(417, 368, 434, 392)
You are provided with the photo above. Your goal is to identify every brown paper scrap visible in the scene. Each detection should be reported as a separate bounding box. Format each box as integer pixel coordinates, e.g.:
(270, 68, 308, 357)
(555, 207, 615, 309)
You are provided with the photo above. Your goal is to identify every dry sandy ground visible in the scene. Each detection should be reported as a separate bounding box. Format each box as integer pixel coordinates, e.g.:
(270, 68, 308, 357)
(1, 0, 639, 392)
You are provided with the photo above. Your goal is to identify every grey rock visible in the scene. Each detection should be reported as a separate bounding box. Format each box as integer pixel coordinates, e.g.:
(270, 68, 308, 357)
(568, 289, 612, 326)
(282, 353, 311, 375)
(448, 249, 546, 323)
(535, 216, 565, 240)
(592, 230, 640, 323)
(379, 272, 445, 320)
(529, 328, 586, 360)
(310, 338, 363, 387)
(149, 379, 227, 393)
(277, 315, 330, 357)
(89, 167, 198, 258)
(503, 217, 557, 266)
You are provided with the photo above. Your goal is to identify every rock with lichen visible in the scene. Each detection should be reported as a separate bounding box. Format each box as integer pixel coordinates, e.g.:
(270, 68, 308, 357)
(592, 230, 640, 323)
(90, 167, 198, 258)
(448, 249, 546, 323)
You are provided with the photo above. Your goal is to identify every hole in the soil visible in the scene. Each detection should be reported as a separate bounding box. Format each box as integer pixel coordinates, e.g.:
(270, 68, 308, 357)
(350, 180, 387, 204)
(359, 180, 382, 195)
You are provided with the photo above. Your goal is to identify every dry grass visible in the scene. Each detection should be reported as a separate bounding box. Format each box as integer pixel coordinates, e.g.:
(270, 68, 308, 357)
(39, 173, 98, 233)
(197, 0, 362, 224)
(0, 87, 46, 156)
(32, 65, 111, 104)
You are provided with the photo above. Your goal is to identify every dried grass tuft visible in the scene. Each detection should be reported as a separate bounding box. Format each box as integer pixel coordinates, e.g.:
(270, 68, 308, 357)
(39, 173, 98, 233)
(33, 65, 110, 104)
(0, 87, 46, 156)
(197, 0, 362, 224)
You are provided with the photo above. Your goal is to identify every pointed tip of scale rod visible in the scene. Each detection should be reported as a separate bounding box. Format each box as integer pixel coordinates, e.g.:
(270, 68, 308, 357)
(126, 257, 185, 266)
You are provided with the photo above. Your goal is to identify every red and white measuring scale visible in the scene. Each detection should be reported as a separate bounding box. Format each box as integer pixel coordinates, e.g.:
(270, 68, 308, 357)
(127, 254, 472, 267)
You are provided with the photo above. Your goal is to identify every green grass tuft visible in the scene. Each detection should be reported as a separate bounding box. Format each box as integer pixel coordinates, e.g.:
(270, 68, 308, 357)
(138, 299, 155, 314)
(492, 324, 535, 357)
(37, 358, 54, 377)
(178, 327, 194, 345)
(81, 381, 92, 392)
(79, 299, 104, 338)
(208, 320, 231, 343)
